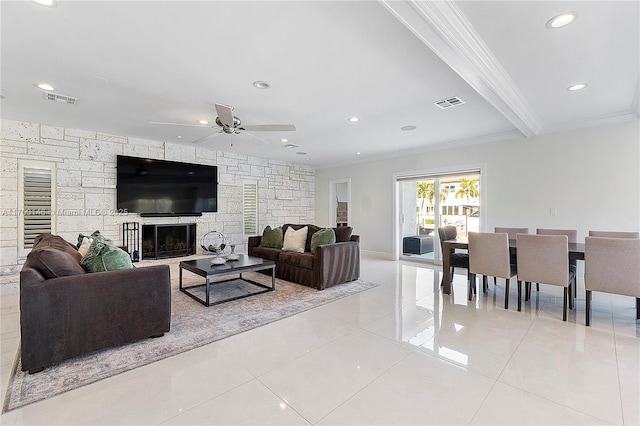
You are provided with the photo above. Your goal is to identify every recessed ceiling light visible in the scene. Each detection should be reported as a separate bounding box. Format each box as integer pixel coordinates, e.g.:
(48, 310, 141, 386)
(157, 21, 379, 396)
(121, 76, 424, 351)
(567, 83, 587, 91)
(33, 0, 58, 7)
(356, 152, 361, 155)
(546, 12, 578, 29)
(283, 143, 299, 149)
(348, 117, 359, 122)
(197, 120, 209, 125)
(280, 138, 288, 143)
(253, 81, 271, 89)
(401, 125, 417, 131)
(36, 83, 55, 91)
(176, 135, 182, 139)
(296, 151, 307, 155)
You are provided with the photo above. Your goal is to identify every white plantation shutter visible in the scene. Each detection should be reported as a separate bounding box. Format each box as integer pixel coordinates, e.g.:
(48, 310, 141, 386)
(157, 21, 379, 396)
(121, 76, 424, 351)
(243, 180, 258, 235)
(19, 161, 56, 252)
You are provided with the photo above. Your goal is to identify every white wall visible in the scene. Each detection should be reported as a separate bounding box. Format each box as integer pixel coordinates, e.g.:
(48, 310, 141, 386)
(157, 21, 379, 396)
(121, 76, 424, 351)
(315, 120, 640, 258)
(0, 119, 315, 272)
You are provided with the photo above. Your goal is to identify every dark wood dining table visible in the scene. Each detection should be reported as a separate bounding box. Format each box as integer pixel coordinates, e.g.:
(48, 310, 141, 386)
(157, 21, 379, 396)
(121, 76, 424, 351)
(441, 238, 585, 295)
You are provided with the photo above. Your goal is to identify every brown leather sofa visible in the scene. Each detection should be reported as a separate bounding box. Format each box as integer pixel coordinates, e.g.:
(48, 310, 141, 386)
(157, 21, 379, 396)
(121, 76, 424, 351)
(248, 224, 360, 290)
(20, 234, 171, 373)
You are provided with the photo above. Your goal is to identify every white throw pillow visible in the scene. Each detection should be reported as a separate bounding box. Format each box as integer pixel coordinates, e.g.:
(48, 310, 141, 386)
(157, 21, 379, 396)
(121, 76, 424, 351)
(282, 226, 308, 253)
(78, 237, 93, 257)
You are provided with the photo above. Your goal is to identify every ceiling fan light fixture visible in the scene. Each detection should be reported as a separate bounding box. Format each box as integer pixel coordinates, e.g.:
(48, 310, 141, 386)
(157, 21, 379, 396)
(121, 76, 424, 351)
(567, 83, 587, 91)
(253, 81, 271, 89)
(546, 12, 578, 29)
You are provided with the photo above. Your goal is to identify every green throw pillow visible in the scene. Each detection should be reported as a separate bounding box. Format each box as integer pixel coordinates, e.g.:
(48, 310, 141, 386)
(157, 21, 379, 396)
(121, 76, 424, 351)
(260, 226, 284, 249)
(310, 228, 337, 254)
(80, 231, 133, 273)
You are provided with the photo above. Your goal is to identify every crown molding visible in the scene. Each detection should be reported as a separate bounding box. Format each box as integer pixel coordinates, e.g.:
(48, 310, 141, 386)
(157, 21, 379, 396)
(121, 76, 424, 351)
(379, 0, 542, 137)
(541, 110, 640, 135)
(315, 129, 522, 170)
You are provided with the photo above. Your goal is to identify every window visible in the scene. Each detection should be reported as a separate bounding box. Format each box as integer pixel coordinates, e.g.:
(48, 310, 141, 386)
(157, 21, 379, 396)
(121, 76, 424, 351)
(242, 180, 258, 235)
(18, 160, 56, 255)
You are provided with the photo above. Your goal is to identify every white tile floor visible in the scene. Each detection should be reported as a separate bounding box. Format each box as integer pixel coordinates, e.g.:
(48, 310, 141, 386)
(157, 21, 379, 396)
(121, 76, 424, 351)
(1, 256, 639, 425)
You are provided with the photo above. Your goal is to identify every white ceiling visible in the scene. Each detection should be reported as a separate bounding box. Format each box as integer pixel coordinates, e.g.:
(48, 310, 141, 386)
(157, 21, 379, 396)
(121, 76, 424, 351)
(1, 1, 638, 168)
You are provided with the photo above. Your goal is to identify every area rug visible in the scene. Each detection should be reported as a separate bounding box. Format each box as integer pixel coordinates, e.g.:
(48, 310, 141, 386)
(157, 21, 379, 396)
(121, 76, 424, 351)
(3, 261, 377, 412)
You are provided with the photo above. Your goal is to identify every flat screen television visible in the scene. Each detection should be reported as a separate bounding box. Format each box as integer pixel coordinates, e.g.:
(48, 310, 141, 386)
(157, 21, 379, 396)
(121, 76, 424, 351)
(116, 155, 217, 216)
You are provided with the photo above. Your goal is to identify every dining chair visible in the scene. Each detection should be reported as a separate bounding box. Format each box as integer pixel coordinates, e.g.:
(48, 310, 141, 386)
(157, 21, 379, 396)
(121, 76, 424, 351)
(468, 232, 519, 309)
(517, 234, 575, 321)
(494, 227, 529, 239)
(588, 230, 640, 238)
(584, 236, 640, 326)
(493, 227, 527, 285)
(438, 225, 469, 286)
(536, 228, 578, 297)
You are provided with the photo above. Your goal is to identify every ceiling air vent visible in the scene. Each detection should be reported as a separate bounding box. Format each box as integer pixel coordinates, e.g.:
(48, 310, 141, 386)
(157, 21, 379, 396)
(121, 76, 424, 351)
(43, 92, 78, 105)
(434, 96, 465, 110)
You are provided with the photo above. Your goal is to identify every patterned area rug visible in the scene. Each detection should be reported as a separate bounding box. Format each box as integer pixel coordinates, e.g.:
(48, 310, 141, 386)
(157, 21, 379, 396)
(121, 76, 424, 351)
(3, 260, 376, 412)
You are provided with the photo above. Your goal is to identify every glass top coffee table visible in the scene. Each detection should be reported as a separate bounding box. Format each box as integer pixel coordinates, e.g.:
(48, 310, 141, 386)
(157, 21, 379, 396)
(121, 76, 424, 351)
(179, 255, 276, 306)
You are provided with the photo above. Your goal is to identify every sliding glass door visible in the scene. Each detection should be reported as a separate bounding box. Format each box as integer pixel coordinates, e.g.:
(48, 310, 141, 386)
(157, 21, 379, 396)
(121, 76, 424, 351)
(398, 171, 481, 263)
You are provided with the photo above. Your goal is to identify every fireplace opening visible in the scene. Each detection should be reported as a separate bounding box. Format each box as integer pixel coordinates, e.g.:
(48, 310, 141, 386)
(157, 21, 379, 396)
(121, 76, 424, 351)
(142, 224, 196, 260)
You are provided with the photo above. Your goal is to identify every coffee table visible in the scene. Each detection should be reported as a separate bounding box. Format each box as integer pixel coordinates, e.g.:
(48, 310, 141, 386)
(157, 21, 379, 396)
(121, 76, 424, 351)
(179, 255, 276, 306)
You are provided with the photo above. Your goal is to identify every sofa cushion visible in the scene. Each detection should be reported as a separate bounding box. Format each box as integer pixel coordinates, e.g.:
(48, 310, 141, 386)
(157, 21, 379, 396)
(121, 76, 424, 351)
(259, 226, 283, 249)
(283, 224, 322, 252)
(282, 226, 308, 253)
(251, 246, 282, 262)
(26, 233, 85, 279)
(81, 231, 133, 273)
(334, 226, 353, 243)
(279, 251, 315, 270)
(311, 228, 337, 254)
(77, 236, 93, 257)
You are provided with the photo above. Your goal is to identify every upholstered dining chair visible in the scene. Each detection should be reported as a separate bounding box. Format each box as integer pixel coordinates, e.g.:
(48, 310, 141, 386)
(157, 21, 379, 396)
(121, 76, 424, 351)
(438, 225, 469, 287)
(536, 228, 578, 296)
(584, 236, 640, 326)
(495, 227, 529, 239)
(493, 227, 528, 285)
(517, 234, 575, 321)
(588, 230, 640, 238)
(468, 232, 519, 309)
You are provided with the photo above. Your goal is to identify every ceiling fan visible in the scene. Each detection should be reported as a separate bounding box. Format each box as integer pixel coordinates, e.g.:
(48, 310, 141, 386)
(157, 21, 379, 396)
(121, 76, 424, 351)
(150, 103, 296, 144)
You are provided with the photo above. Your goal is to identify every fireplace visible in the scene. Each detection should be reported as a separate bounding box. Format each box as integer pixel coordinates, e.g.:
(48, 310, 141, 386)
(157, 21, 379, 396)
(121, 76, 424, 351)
(142, 224, 196, 260)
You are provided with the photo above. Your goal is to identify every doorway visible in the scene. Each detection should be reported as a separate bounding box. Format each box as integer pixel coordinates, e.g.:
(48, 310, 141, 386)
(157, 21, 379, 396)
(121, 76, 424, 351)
(397, 170, 481, 264)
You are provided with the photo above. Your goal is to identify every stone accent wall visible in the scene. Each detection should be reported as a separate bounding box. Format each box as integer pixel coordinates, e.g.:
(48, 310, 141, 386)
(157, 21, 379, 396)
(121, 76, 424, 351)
(0, 119, 315, 273)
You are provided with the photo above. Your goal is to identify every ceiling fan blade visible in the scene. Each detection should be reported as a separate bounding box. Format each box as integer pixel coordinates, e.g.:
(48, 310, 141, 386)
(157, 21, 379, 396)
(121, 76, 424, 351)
(240, 124, 296, 132)
(191, 130, 224, 144)
(238, 129, 269, 145)
(215, 103, 235, 128)
(150, 121, 211, 128)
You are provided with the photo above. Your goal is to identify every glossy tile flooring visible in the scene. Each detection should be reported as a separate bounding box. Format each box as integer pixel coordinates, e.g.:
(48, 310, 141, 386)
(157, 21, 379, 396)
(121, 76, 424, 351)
(1, 256, 639, 425)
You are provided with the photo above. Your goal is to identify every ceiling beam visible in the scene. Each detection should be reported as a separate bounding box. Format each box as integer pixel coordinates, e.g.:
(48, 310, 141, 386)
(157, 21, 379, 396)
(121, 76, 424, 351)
(380, 0, 543, 137)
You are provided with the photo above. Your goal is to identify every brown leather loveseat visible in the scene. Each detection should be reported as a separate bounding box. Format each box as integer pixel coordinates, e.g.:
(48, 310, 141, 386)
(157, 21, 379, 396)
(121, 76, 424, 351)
(19, 234, 171, 373)
(248, 224, 360, 290)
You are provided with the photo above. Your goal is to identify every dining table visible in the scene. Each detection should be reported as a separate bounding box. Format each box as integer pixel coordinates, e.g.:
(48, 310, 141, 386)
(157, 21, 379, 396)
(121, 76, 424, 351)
(441, 238, 585, 295)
